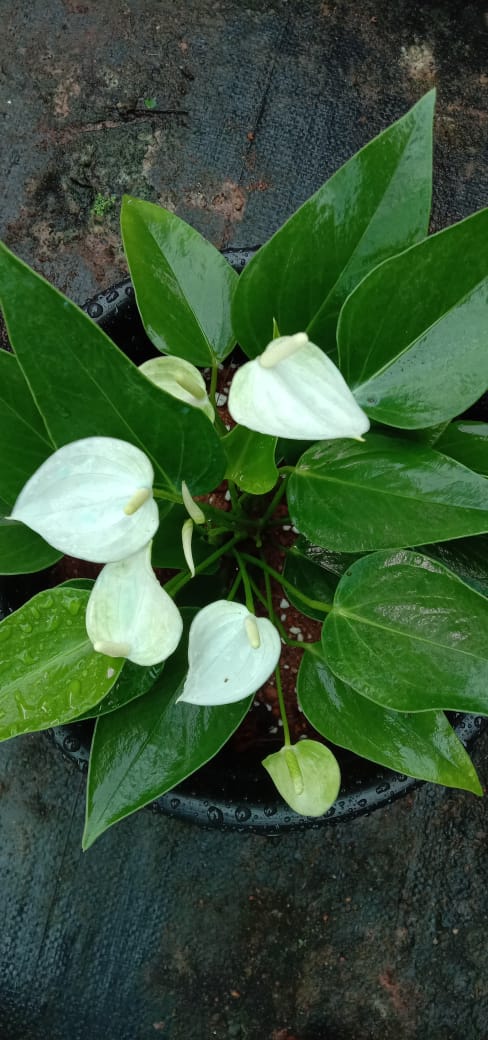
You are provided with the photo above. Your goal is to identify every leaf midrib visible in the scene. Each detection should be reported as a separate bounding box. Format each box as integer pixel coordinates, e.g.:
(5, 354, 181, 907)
(293, 463, 488, 513)
(331, 607, 488, 664)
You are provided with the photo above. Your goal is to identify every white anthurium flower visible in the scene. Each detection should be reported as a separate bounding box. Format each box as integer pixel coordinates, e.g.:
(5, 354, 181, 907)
(262, 739, 341, 817)
(86, 542, 183, 665)
(177, 600, 282, 706)
(10, 437, 159, 563)
(139, 356, 215, 422)
(228, 332, 370, 440)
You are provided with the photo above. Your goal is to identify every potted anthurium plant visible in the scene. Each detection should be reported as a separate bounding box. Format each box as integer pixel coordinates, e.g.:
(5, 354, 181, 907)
(1, 88, 488, 848)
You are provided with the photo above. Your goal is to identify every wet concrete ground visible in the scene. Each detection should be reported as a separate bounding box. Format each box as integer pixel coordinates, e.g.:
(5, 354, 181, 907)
(1, 2, 488, 1038)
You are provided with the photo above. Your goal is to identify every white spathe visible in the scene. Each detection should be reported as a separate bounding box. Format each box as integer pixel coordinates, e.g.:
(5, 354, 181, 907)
(139, 356, 214, 421)
(262, 739, 341, 817)
(228, 332, 370, 440)
(178, 600, 282, 706)
(11, 437, 159, 563)
(86, 542, 183, 665)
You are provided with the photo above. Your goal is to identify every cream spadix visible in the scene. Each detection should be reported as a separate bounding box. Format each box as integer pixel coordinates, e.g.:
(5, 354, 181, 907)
(139, 356, 214, 421)
(10, 437, 159, 563)
(86, 543, 183, 666)
(262, 740, 341, 817)
(228, 332, 370, 440)
(177, 600, 281, 706)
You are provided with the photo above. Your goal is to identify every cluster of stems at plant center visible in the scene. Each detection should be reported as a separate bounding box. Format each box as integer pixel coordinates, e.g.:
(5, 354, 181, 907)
(162, 470, 332, 744)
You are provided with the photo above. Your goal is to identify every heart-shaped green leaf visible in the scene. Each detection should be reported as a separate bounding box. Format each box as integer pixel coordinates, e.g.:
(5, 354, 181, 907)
(83, 610, 252, 848)
(0, 243, 225, 497)
(436, 422, 488, 476)
(0, 586, 123, 739)
(232, 92, 434, 358)
(322, 549, 488, 714)
(298, 648, 482, 794)
(288, 433, 488, 551)
(222, 425, 278, 494)
(121, 196, 238, 365)
(339, 207, 488, 428)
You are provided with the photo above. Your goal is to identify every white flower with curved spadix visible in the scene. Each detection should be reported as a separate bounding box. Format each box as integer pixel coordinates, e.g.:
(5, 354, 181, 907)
(86, 543, 183, 665)
(139, 356, 214, 421)
(228, 332, 370, 440)
(10, 437, 159, 563)
(263, 739, 341, 817)
(177, 600, 282, 706)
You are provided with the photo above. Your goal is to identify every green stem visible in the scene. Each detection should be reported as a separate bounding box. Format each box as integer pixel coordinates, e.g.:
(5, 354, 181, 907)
(227, 479, 240, 512)
(234, 551, 255, 613)
(209, 359, 219, 408)
(227, 570, 243, 603)
(153, 487, 182, 505)
(238, 551, 332, 614)
(247, 575, 317, 653)
(258, 475, 289, 529)
(261, 555, 291, 746)
(274, 665, 291, 747)
(165, 532, 243, 597)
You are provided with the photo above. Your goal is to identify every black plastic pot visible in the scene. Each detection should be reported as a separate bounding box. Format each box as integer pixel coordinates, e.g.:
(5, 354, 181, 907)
(2, 258, 486, 833)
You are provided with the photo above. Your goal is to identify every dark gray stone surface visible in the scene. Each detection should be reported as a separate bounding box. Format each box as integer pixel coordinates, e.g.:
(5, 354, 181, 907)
(1, 2, 488, 1038)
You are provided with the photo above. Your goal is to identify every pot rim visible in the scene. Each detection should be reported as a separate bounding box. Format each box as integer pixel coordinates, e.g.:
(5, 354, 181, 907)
(47, 713, 486, 833)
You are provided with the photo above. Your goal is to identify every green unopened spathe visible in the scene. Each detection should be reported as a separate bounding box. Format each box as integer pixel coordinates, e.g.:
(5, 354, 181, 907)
(139, 356, 214, 421)
(263, 739, 341, 816)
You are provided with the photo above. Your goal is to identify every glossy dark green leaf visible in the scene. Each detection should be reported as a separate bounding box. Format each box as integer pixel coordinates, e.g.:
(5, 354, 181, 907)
(121, 196, 238, 365)
(436, 422, 488, 476)
(298, 648, 481, 794)
(0, 350, 54, 504)
(0, 352, 60, 573)
(418, 536, 488, 597)
(288, 433, 488, 552)
(283, 536, 359, 619)
(222, 425, 278, 494)
(276, 437, 311, 466)
(0, 516, 61, 574)
(232, 92, 434, 358)
(339, 208, 488, 428)
(0, 243, 225, 496)
(83, 611, 252, 848)
(322, 549, 488, 714)
(387, 420, 450, 448)
(0, 586, 123, 739)
(75, 660, 165, 721)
